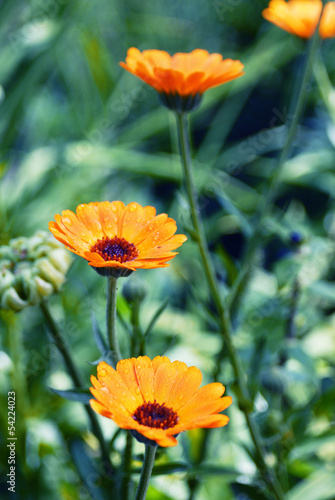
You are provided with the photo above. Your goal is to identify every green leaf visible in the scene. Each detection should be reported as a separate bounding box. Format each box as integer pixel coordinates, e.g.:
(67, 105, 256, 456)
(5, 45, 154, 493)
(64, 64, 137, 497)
(144, 298, 169, 338)
(287, 469, 335, 500)
(91, 311, 108, 355)
(70, 438, 110, 500)
(50, 387, 92, 404)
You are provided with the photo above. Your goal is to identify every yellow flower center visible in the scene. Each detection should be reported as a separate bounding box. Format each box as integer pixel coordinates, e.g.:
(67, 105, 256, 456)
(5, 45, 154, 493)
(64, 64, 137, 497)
(90, 236, 139, 263)
(132, 401, 179, 429)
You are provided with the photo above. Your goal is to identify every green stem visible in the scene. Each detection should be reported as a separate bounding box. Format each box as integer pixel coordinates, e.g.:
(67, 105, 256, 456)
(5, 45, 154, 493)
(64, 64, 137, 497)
(121, 432, 134, 500)
(106, 276, 122, 365)
(40, 301, 112, 472)
(176, 113, 284, 500)
(228, 30, 321, 315)
(135, 445, 157, 500)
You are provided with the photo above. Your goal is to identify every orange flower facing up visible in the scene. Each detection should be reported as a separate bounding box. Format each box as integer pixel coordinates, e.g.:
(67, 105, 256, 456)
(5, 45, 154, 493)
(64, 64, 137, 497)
(90, 356, 232, 447)
(49, 202, 187, 278)
(262, 0, 335, 39)
(120, 48, 244, 112)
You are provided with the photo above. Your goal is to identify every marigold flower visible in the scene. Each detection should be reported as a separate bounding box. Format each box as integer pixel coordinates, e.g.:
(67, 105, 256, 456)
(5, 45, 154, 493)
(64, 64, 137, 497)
(90, 356, 232, 447)
(49, 201, 187, 277)
(262, 0, 335, 39)
(120, 48, 244, 112)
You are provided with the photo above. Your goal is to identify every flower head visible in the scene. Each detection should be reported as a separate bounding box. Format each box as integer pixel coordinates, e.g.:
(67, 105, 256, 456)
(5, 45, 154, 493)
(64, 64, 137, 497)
(0, 231, 72, 311)
(90, 356, 232, 447)
(49, 202, 187, 277)
(262, 0, 335, 39)
(120, 48, 244, 112)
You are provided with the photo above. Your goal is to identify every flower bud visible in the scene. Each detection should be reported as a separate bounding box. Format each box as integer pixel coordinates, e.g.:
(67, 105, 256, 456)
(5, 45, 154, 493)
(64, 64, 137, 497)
(33, 276, 54, 298)
(35, 259, 65, 291)
(261, 367, 289, 395)
(0, 230, 72, 312)
(1, 287, 27, 311)
(122, 277, 148, 304)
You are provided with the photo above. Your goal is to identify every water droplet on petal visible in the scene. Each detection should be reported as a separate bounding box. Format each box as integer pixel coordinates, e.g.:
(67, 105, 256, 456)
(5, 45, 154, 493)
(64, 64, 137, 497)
(130, 205, 137, 213)
(115, 383, 120, 388)
(63, 218, 72, 224)
(148, 225, 153, 231)
(135, 387, 141, 395)
(106, 224, 112, 230)
(124, 369, 129, 375)
(100, 369, 107, 377)
(130, 376, 135, 381)
(137, 364, 142, 369)
(136, 217, 142, 223)
(112, 206, 117, 212)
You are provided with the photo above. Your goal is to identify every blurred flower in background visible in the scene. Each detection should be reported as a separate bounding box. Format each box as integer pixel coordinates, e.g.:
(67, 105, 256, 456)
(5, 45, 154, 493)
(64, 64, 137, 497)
(0, 231, 72, 311)
(262, 0, 335, 39)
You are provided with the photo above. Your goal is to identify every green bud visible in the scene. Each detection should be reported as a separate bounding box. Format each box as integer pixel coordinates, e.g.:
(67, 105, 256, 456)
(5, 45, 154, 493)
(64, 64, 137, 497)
(1, 287, 27, 311)
(0, 230, 72, 311)
(35, 259, 65, 291)
(261, 367, 289, 395)
(49, 248, 72, 274)
(0, 267, 15, 293)
(33, 276, 54, 298)
(122, 277, 148, 304)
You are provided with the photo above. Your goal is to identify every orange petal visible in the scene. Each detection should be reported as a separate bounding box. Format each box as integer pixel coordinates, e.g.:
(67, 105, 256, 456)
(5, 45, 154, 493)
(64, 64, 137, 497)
(153, 361, 188, 405)
(179, 396, 233, 421)
(178, 382, 226, 416)
(96, 361, 140, 413)
(167, 366, 203, 412)
(134, 356, 156, 402)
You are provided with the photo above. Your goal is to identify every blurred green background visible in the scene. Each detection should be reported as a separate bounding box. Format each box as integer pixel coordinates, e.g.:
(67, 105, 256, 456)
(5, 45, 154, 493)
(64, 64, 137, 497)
(1, 0, 335, 499)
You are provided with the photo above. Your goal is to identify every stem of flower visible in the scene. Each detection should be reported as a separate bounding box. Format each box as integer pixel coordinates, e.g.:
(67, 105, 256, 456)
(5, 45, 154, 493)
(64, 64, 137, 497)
(106, 276, 122, 366)
(40, 301, 112, 474)
(176, 112, 284, 500)
(120, 431, 134, 500)
(135, 444, 157, 500)
(228, 29, 321, 317)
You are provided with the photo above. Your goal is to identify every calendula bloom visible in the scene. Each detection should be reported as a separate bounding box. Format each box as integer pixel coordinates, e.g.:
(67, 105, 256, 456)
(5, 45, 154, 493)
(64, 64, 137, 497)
(262, 0, 335, 39)
(320, 2, 335, 38)
(120, 48, 244, 112)
(49, 201, 187, 278)
(90, 356, 232, 447)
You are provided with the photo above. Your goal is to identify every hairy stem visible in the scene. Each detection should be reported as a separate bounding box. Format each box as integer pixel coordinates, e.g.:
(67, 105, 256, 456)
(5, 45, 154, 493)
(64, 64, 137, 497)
(40, 301, 112, 472)
(106, 276, 122, 366)
(176, 112, 284, 500)
(135, 445, 157, 500)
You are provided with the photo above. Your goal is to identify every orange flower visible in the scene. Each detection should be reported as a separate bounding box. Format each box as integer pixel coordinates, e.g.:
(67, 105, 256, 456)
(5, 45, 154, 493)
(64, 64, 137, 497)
(262, 0, 335, 39)
(49, 202, 187, 277)
(320, 2, 335, 38)
(90, 356, 232, 447)
(120, 48, 244, 112)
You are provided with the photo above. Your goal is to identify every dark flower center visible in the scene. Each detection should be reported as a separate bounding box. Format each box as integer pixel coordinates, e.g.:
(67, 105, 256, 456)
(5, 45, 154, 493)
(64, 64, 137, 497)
(132, 401, 179, 429)
(90, 236, 139, 263)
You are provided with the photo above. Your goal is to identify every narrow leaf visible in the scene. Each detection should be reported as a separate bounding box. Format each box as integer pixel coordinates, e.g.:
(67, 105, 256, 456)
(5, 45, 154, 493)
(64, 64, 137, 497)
(91, 311, 108, 355)
(50, 387, 92, 404)
(144, 299, 169, 338)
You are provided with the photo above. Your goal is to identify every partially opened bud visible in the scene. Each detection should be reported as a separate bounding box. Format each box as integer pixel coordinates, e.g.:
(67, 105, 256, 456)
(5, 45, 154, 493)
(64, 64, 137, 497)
(1, 287, 28, 311)
(0, 230, 72, 312)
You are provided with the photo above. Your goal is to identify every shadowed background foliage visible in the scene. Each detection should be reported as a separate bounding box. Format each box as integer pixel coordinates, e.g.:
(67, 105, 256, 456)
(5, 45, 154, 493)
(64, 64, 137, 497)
(1, 0, 335, 499)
